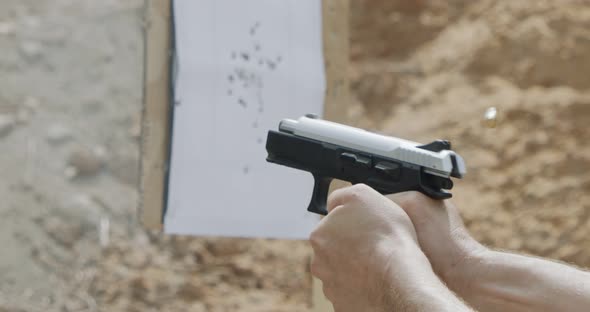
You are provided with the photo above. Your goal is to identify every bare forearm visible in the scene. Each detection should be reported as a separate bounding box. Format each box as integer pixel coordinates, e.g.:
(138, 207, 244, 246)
(387, 267, 474, 312)
(454, 250, 590, 312)
(409, 280, 475, 312)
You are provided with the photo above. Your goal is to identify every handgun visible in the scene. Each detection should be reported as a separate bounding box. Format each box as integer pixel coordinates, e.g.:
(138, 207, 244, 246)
(265, 115, 466, 215)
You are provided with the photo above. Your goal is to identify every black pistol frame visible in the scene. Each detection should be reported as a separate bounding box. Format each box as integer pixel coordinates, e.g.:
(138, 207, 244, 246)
(266, 130, 454, 215)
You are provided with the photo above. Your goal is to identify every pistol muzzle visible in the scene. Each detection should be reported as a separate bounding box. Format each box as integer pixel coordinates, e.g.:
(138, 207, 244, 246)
(278, 119, 298, 134)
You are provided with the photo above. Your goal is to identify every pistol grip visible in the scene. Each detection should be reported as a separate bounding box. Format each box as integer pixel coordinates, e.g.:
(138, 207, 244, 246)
(307, 174, 333, 216)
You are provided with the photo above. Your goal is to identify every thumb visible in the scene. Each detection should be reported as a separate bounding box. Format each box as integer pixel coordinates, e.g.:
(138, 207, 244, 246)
(387, 192, 468, 236)
(386, 191, 439, 218)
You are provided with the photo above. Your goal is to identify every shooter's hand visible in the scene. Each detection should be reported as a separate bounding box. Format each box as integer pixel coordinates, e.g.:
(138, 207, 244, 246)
(310, 184, 474, 312)
(387, 192, 489, 291)
(388, 192, 590, 312)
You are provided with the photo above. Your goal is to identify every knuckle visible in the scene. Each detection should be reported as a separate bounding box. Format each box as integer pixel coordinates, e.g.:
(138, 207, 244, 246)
(342, 184, 369, 201)
(327, 186, 358, 210)
(327, 184, 376, 213)
(351, 183, 372, 194)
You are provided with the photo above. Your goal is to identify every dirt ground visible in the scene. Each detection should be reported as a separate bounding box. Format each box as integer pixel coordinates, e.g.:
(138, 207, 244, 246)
(1, 0, 590, 311)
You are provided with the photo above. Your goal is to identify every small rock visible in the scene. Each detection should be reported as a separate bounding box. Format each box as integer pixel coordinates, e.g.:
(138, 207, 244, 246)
(59, 193, 103, 227)
(19, 41, 43, 61)
(41, 215, 84, 248)
(68, 147, 105, 177)
(0, 114, 15, 138)
(45, 123, 72, 145)
(229, 257, 256, 277)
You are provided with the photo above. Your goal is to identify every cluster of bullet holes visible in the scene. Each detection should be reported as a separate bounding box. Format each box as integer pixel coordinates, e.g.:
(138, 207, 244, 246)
(226, 21, 284, 174)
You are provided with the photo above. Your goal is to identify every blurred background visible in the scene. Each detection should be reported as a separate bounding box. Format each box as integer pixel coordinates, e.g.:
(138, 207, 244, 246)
(1, 0, 590, 311)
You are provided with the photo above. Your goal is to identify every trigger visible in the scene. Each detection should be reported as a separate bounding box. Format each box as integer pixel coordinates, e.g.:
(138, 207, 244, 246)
(419, 183, 452, 200)
(307, 174, 333, 215)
